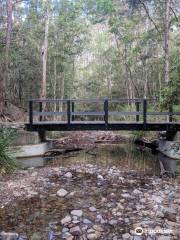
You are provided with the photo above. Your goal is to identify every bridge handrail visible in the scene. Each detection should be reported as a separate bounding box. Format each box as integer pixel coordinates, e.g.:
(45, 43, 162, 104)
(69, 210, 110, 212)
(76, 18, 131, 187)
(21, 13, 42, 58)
(30, 98, 156, 103)
(28, 98, 180, 126)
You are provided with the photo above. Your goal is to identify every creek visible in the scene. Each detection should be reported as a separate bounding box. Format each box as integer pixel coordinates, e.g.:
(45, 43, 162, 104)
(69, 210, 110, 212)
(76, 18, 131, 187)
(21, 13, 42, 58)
(0, 139, 179, 240)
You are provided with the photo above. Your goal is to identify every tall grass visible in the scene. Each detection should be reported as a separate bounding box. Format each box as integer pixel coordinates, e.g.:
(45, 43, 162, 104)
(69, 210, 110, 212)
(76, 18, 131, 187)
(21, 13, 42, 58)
(0, 128, 17, 174)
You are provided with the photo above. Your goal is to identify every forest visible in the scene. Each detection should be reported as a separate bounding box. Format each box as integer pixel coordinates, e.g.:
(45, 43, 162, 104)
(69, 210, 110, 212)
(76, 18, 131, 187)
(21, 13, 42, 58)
(0, 0, 179, 118)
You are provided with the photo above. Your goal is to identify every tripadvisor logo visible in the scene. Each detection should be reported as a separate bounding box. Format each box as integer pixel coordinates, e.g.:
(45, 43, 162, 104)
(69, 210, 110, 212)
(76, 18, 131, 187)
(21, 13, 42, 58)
(135, 227, 143, 235)
(134, 227, 173, 235)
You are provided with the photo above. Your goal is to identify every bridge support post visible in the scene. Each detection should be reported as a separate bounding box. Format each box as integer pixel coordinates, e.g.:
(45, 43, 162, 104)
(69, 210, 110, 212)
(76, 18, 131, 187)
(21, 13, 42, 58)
(38, 130, 46, 142)
(39, 102, 43, 121)
(136, 102, 140, 122)
(72, 101, 75, 121)
(67, 100, 71, 125)
(169, 105, 173, 122)
(104, 99, 108, 128)
(143, 99, 147, 129)
(29, 100, 33, 125)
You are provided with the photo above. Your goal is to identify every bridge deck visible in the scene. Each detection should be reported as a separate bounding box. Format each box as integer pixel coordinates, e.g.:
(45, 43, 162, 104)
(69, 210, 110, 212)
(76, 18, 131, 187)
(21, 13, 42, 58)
(26, 121, 180, 131)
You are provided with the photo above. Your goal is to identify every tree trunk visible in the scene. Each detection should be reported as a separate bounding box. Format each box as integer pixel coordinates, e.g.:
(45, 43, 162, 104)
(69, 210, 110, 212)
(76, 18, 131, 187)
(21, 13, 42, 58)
(5, 0, 12, 87)
(164, 0, 171, 84)
(53, 57, 57, 120)
(0, 65, 5, 114)
(58, 72, 64, 120)
(0, 0, 12, 114)
(40, 7, 50, 99)
(143, 60, 148, 98)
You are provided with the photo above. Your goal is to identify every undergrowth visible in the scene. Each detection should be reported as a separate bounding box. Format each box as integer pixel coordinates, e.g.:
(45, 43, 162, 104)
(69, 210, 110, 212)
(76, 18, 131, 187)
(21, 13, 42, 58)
(0, 128, 18, 174)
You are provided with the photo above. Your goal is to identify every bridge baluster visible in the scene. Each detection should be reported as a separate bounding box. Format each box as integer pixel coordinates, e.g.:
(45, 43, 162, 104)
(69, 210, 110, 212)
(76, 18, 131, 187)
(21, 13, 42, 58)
(29, 100, 33, 125)
(72, 101, 75, 121)
(143, 99, 147, 127)
(67, 100, 71, 125)
(39, 102, 42, 121)
(136, 102, 140, 122)
(104, 99, 108, 126)
(169, 105, 173, 122)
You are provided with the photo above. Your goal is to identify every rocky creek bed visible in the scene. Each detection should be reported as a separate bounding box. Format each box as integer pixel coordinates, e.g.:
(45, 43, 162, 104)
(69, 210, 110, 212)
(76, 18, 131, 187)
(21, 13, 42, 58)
(0, 132, 179, 240)
(0, 164, 179, 240)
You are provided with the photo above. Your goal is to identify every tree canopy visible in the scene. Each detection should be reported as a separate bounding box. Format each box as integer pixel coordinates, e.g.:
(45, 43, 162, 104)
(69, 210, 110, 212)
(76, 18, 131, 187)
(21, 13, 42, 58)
(0, 0, 179, 115)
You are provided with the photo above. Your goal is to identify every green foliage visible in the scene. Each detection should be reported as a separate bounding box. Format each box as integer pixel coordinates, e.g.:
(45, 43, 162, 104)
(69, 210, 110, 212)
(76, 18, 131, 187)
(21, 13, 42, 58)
(0, 129, 17, 174)
(159, 52, 180, 108)
(0, 0, 179, 109)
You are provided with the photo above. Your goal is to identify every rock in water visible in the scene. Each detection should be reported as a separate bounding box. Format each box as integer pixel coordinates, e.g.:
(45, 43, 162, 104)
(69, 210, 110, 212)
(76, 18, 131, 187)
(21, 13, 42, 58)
(87, 231, 102, 240)
(89, 206, 97, 212)
(70, 226, 82, 236)
(64, 172, 73, 178)
(57, 188, 68, 197)
(164, 208, 177, 222)
(61, 215, 72, 225)
(0, 232, 18, 240)
(122, 233, 131, 239)
(132, 189, 142, 195)
(70, 209, 83, 217)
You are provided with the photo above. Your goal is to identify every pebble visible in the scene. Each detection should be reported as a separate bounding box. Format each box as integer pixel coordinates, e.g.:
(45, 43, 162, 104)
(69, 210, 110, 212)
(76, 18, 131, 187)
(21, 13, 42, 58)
(70, 226, 82, 236)
(89, 206, 97, 212)
(93, 225, 104, 232)
(97, 175, 104, 180)
(62, 232, 74, 240)
(87, 232, 101, 240)
(156, 210, 164, 218)
(62, 227, 69, 233)
(64, 172, 73, 178)
(109, 219, 118, 225)
(61, 215, 72, 225)
(164, 208, 177, 222)
(68, 192, 75, 197)
(121, 193, 131, 198)
(132, 189, 142, 195)
(152, 195, 163, 203)
(133, 236, 143, 240)
(124, 218, 130, 223)
(57, 188, 68, 197)
(122, 233, 131, 239)
(31, 172, 38, 177)
(96, 215, 106, 224)
(71, 210, 83, 217)
(72, 220, 80, 224)
(83, 219, 92, 225)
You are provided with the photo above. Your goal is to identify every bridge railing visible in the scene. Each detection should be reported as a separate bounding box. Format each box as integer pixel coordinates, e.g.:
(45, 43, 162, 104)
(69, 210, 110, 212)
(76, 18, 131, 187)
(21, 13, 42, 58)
(28, 98, 180, 125)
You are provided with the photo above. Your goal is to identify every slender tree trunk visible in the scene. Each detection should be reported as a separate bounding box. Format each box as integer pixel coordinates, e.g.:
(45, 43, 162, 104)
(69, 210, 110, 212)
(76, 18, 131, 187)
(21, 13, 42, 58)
(0, 0, 12, 114)
(53, 57, 57, 120)
(40, 7, 49, 99)
(164, 0, 171, 84)
(143, 60, 148, 98)
(0, 65, 5, 114)
(5, 0, 12, 88)
(58, 72, 64, 120)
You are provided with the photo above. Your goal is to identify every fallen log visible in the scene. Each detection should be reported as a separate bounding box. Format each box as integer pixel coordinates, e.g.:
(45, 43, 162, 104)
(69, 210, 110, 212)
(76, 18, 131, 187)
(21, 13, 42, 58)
(44, 148, 83, 157)
(134, 138, 158, 153)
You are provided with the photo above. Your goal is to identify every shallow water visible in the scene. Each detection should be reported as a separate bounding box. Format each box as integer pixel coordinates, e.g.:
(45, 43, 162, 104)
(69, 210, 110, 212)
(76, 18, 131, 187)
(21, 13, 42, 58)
(18, 143, 158, 174)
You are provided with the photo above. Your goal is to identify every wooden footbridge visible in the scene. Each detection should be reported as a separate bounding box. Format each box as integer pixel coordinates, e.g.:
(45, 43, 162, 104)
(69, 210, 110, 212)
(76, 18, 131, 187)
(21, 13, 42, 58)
(26, 99, 180, 133)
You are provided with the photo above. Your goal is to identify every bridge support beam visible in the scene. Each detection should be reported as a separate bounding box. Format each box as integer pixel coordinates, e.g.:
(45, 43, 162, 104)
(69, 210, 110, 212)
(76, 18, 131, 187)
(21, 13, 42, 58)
(38, 130, 46, 142)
